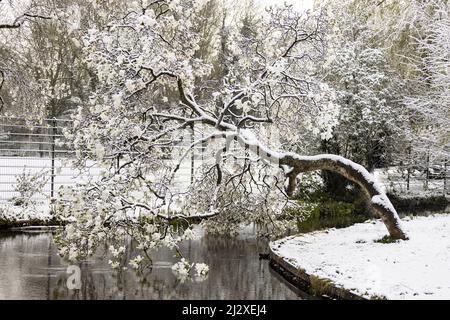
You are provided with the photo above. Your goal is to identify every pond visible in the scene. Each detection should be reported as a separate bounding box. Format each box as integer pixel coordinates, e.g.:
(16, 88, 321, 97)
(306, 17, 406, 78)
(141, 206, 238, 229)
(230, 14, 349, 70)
(0, 227, 307, 300)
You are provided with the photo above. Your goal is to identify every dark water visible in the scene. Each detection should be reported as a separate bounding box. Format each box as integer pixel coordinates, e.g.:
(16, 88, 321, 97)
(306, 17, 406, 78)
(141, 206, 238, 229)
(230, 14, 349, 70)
(0, 228, 306, 300)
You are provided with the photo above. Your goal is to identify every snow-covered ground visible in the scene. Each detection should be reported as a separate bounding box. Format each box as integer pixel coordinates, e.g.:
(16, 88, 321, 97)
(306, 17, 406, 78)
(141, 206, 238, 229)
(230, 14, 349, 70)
(270, 214, 450, 300)
(0, 202, 53, 222)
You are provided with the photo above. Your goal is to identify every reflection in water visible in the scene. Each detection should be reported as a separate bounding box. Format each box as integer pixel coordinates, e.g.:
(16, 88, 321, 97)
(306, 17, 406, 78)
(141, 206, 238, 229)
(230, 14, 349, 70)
(0, 229, 306, 300)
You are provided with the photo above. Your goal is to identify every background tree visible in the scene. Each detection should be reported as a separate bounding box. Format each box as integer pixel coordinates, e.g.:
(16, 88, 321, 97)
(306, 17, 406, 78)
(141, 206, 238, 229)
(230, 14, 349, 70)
(403, 0, 450, 161)
(317, 0, 409, 196)
(0, 0, 53, 116)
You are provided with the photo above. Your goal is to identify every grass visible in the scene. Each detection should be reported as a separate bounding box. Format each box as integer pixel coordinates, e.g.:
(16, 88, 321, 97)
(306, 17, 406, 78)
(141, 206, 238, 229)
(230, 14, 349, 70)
(374, 235, 400, 244)
(290, 197, 370, 233)
(309, 275, 336, 297)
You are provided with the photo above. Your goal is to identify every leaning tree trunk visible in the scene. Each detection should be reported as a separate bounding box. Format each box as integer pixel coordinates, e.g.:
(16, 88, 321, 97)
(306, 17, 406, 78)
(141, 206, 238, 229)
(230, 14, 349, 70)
(230, 131, 408, 240)
(279, 153, 408, 240)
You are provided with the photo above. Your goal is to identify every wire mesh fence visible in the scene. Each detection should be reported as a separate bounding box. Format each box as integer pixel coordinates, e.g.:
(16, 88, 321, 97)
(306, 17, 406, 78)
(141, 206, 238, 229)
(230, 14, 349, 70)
(376, 162, 449, 196)
(0, 116, 447, 204)
(0, 117, 201, 203)
(0, 117, 103, 203)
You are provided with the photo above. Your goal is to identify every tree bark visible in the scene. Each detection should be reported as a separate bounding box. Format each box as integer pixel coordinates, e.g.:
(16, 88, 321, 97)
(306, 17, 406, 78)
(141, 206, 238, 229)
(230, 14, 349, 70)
(279, 153, 408, 240)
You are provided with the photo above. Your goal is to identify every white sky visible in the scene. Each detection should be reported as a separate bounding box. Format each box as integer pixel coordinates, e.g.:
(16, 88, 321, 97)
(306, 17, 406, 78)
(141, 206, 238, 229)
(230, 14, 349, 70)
(256, 0, 315, 10)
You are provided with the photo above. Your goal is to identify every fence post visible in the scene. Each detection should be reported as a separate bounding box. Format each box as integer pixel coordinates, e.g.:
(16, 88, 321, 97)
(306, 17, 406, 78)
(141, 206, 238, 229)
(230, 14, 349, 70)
(444, 158, 448, 194)
(50, 118, 56, 199)
(406, 146, 411, 191)
(191, 123, 195, 184)
(425, 151, 430, 191)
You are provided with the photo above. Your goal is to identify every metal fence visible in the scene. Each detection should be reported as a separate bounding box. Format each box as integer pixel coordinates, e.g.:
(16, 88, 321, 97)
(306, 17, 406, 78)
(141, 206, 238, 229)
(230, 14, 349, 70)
(376, 163, 449, 196)
(0, 116, 200, 203)
(1, 116, 447, 204)
(0, 116, 104, 203)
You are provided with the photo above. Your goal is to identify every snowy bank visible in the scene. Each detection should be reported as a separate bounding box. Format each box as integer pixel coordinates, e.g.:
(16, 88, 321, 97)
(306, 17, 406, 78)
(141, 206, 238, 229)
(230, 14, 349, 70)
(270, 214, 450, 300)
(0, 202, 54, 228)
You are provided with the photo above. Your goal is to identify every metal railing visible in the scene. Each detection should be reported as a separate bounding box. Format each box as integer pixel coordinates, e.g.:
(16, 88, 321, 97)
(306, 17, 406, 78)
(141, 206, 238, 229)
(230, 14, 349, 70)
(0, 117, 99, 203)
(0, 117, 201, 203)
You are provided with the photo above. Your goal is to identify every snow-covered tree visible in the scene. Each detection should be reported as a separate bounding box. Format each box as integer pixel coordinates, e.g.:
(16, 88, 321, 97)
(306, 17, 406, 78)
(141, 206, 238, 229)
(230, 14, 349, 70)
(0, 0, 53, 114)
(0, 0, 129, 118)
(320, 0, 408, 173)
(50, 0, 407, 272)
(0, 0, 52, 29)
(403, 0, 450, 160)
